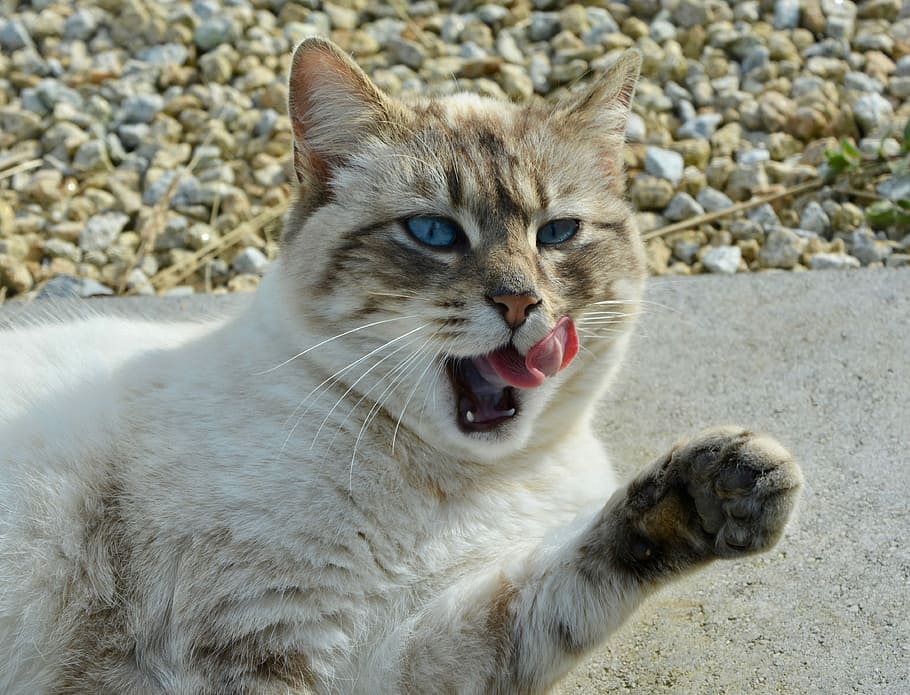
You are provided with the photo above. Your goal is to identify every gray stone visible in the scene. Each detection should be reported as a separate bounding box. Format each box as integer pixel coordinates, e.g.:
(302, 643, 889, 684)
(126, 268, 155, 296)
(677, 114, 723, 140)
(232, 247, 270, 275)
(253, 163, 286, 187)
(853, 93, 894, 134)
(650, 20, 677, 43)
(20, 88, 48, 116)
(528, 53, 551, 93)
(858, 137, 901, 159)
(849, 229, 892, 265)
(324, 3, 359, 30)
(585, 7, 619, 34)
(118, 124, 151, 150)
(808, 253, 861, 270)
(876, 175, 910, 201)
(888, 76, 910, 99)
(0, 254, 34, 295)
(0, 19, 33, 51)
(672, 239, 701, 264)
(696, 188, 734, 213)
(460, 42, 488, 60)
(192, 0, 221, 19)
(676, 100, 696, 124)
(439, 15, 466, 43)
(529, 13, 561, 41)
(43, 238, 82, 263)
(365, 18, 405, 46)
(630, 176, 675, 210)
(726, 165, 769, 202)
(63, 9, 98, 41)
(498, 64, 534, 100)
(476, 4, 509, 25)
(496, 32, 524, 64)
(845, 71, 883, 93)
(121, 94, 165, 125)
(673, 0, 710, 27)
(773, 0, 801, 28)
(73, 140, 109, 171)
(36, 274, 114, 299)
(35, 79, 84, 110)
(664, 81, 690, 107)
(738, 149, 771, 166)
(136, 43, 190, 67)
(742, 46, 770, 74)
(387, 39, 426, 69)
(80, 212, 130, 252)
(759, 228, 804, 269)
(663, 193, 705, 222)
(885, 254, 910, 268)
(800, 201, 831, 235)
(625, 113, 646, 143)
(143, 171, 196, 206)
(644, 147, 685, 186)
(703, 245, 742, 274)
(195, 16, 240, 52)
(748, 203, 782, 230)
(636, 83, 673, 112)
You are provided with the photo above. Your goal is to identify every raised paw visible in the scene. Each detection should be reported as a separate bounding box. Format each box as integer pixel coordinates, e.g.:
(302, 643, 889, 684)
(614, 427, 803, 578)
(668, 426, 803, 557)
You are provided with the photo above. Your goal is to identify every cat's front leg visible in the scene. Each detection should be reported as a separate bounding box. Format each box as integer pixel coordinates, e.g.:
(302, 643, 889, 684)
(386, 427, 801, 695)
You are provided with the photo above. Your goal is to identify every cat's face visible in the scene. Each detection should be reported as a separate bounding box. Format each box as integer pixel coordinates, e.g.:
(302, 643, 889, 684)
(280, 39, 646, 461)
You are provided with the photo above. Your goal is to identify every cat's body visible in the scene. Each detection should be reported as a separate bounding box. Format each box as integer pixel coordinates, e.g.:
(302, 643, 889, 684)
(0, 39, 801, 694)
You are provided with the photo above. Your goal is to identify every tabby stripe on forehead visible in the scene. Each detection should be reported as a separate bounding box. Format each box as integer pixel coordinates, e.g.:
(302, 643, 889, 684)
(445, 165, 463, 207)
(472, 129, 528, 227)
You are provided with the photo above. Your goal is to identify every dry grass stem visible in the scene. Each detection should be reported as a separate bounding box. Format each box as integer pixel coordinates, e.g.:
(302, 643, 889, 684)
(144, 206, 285, 295)
(640, 179, 825, 241)
(0, 159, 43, 182)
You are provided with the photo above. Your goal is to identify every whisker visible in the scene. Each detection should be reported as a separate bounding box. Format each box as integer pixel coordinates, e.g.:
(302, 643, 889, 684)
(279, 323, 431, 454)
(391, 342, 447, 454)
(417, 350, 449, 430)
(256, 314, 421, 375)
(348, 341, 437, 493)
(366, 290, 418, 300)
(328, 341, 429, 454)
(281, 323, 429, 430)
(309, 331, 430, 450)
(592, 298, 673, 312)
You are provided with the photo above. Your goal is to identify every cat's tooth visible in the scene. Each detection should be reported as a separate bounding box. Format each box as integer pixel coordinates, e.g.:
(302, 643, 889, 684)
(465, 410, 476, 423)
(504, 408, 516, 417)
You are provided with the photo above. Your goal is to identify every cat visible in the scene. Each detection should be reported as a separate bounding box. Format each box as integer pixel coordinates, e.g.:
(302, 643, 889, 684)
(0, 38, 802, 694)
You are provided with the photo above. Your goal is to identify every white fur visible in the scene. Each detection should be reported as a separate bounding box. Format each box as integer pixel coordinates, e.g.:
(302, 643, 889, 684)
(0, 267, 643, 693)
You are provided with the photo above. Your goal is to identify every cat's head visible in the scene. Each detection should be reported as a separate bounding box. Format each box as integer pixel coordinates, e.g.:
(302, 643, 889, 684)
(279, 38, 646, 461)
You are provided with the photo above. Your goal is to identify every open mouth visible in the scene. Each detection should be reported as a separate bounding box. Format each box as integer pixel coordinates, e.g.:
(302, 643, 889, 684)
(446, 317, 580, 433)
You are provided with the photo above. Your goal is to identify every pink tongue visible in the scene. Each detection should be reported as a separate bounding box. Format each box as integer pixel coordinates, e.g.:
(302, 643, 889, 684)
(482, 317, 579, 389)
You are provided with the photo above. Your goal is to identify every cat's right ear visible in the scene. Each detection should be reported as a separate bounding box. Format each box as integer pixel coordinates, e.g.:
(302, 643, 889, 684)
(288, 38, 400, 186)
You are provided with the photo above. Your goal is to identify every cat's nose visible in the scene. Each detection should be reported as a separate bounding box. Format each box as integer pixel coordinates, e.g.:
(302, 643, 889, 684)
(490, 293, 540, 329)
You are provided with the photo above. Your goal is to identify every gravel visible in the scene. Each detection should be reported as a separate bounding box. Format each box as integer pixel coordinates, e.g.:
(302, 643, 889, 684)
(1, 0, 909, 302)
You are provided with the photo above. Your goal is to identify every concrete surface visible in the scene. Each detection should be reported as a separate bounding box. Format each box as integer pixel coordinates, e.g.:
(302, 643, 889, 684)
(3, 270, 908, 693)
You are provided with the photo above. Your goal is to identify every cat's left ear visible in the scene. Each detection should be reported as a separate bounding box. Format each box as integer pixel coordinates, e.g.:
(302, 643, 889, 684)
(561, 50, 641, 138)
(287, 38, 404, 187)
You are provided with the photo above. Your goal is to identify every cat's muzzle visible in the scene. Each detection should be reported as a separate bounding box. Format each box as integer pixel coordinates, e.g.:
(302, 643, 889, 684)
(445, 317, 579, 433)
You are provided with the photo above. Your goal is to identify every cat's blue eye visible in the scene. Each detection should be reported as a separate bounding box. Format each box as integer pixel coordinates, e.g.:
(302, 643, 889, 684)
(537, 219, 580, 245)
(405, 216, 461, 248)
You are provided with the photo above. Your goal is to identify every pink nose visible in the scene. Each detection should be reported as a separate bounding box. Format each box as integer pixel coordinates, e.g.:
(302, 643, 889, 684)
(491, 294, 540, 328)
